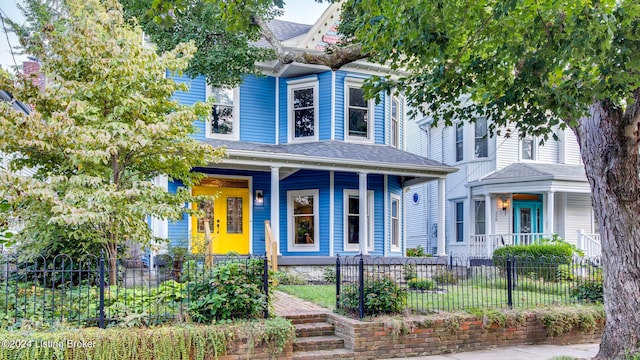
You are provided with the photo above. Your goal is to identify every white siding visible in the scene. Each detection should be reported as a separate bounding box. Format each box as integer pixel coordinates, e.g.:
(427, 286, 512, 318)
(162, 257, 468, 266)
(562, 129, 582, 165)
(495, 125, 519, 170)
(554, 193, 566, 239)
(404, 186, 429, 249)
(564, 193, 593, 245)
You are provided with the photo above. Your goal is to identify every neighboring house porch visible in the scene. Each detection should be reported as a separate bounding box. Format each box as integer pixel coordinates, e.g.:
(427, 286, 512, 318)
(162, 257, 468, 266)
(456, 163, 601, 257)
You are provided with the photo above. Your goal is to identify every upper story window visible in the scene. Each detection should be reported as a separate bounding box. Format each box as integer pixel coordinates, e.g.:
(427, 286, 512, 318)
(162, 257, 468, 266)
(206, 87, 238, 140)
(521, 137, 536, 160)
(288, 78, 319, 142)
(475, 117, 488, 158)
(455, 123, 464, 162)
(345, 80, 372, 142)
(391, 97, 400, 148)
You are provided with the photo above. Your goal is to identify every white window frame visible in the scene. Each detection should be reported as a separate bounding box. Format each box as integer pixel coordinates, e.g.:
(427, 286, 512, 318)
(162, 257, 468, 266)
(390, 194, 401, 252)
(287, 189, 320, 252)
(474, 200, 486, 235)
(205, 86, 239, 140)
(391, 97, 400, 148)
(345, 79, 374, 143)
(520, 137, 537, 161)
(474, 117, 488, 159)
(455, 122, 464, 162)
(454, 201, 464, 243)
(343, 189, 375, 252)
(288, 78, 319, 143)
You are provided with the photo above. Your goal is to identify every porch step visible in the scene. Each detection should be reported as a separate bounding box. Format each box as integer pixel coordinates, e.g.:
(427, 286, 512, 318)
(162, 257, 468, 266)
(286, 313, 329, 325)
(295, 322, 335, 337)
(293, 335, 345, 352)
(292, 348, 356, 360)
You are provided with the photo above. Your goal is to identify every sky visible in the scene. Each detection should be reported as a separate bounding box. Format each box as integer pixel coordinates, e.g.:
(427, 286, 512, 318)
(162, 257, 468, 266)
(0, 0, 330, 71)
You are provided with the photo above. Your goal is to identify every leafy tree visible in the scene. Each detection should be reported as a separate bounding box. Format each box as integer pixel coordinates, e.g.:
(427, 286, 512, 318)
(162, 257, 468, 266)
(0, 0, 223, 283)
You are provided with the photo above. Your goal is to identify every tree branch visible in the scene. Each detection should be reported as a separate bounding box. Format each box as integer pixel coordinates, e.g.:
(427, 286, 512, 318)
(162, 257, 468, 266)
(253, 15, 369, 70)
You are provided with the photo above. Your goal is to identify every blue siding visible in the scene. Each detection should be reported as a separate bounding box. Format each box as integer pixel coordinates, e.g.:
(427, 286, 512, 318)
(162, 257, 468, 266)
(167, 180, 189, 248)
(240, 76, 276, 143)
(279, 170, 331, 256)
(375, 93, 386, 144)
(334, 71, 347, 141)
(278, 77, 288, 144)
(319, 72, 332, 141)
(169, 73, 207, 141)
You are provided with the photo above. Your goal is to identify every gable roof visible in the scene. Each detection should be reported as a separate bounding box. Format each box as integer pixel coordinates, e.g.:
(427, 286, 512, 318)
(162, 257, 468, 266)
(202, 139, 456, 183)
(481, 163, 587, 182)
(253, 19, 313, 48)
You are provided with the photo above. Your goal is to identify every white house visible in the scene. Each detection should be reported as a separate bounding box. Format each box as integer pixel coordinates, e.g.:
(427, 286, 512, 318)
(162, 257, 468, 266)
(405, 114, 601, 258)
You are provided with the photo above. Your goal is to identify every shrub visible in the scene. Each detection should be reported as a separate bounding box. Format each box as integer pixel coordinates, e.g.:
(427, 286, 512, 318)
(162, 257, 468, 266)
(403, 264, 417, 281)
(433, 269, 458, 285)
(272, 271, 307, 285)
(406, 245, 427, 257)
(187, 259, 267, 323)
(407, 278, 435, 291)
(339, 277, 407, 316)
(322, 267, 336, 284)
(571, 270, 603, 303)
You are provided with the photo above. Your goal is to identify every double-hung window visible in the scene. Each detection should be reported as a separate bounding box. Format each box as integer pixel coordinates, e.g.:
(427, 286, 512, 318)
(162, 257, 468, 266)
(288, 79, 319, 142)
(521, 137, 536, 160)
(346, 80, 372, 141)
(455, 201, 464, 242)
(207, 87, 238, 139)
(475, 117, 488, 158)
(391, 195, 401, 250)
(474, 200, 486, 235)
(287, 190, 319, 251)
(344, 190, 374, 251)
(391, 97, 400, 148)
(455, 123, 464, 162)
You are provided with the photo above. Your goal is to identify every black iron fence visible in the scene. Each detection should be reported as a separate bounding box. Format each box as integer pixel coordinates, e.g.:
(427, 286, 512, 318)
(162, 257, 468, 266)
(0, 253, 269, 328)
(336, 255, 602, 318)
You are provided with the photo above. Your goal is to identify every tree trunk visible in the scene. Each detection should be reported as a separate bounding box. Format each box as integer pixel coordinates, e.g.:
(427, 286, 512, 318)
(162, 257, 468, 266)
(573, 97, 640, 359)
(106, 242, 117, 285)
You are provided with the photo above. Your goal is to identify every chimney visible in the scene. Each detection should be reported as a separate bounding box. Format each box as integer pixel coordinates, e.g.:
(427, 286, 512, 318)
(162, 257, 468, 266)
(22, 60, 45, 91)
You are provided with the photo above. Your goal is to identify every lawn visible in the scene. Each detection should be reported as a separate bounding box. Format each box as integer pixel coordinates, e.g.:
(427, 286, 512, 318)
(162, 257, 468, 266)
(277, 285, 336, 309)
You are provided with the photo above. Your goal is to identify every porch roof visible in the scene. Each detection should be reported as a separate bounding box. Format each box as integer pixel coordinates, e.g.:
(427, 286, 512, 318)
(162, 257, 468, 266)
(202, 139, 456, 183)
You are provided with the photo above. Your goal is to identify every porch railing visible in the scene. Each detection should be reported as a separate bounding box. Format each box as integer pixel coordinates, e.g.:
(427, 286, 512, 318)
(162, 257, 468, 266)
(577, 230, 601, 257)
(265, 220, 278, 271)
(470, 233, 549, 257)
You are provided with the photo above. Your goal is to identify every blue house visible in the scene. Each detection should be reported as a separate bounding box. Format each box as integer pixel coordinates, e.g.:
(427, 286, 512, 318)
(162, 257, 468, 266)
(153, 4, 456, 261)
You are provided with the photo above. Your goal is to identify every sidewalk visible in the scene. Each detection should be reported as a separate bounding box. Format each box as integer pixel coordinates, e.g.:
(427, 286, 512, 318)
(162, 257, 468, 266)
(384, 343, 599, 360)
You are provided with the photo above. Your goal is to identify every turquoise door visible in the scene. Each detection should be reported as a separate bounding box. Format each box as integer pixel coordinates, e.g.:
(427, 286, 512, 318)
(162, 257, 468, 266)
(513, 199, 543, 244)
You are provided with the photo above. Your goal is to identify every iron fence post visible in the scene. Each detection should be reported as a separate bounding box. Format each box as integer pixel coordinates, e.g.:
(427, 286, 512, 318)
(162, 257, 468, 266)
(98, 255, 105, 329)
(358, 254, 364, 319)
(506, 257, 513, 309)
(335, 255, 341, 309)
(263, 254, 269, 319)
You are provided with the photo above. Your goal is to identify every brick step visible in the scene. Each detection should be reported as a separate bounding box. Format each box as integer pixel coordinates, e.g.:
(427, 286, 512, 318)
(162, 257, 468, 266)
(295, 322, 335, 338)
(285, 313, 328, 325)
(292, 348, 355, 360)
(293, 335, 345, 352)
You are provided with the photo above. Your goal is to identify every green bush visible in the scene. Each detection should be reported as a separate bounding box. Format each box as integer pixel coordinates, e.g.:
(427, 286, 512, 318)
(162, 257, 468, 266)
(406, 245, 427, 257)
(407, 278, 435, 291)
(433, 269, 459, 285)
(403, 264, 417, 281)
(187, 259, 267, 323)
(571, 270, 603, 303)
(272, 271, 307, 285)
(322, 267, 336, 284)
(339, 277, 407, 315)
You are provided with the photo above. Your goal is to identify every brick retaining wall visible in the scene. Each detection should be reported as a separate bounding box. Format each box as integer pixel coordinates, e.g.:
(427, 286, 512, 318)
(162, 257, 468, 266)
(327, 312, 602, 359)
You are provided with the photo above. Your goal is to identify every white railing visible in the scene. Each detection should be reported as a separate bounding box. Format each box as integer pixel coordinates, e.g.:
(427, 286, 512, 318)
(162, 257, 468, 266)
(469, 233, 549, 257)
(577, 229, 601, 257)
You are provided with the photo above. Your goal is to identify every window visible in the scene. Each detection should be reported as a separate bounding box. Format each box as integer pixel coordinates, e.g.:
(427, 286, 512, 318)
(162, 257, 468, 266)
(287, 190, 319, 251)
(521, 138, 535, 160)
(475, 117, 488, 158)
(391, 97, 400, 148)
(455, 123, 463, 162)
(474, 200, 485, 235)
(346, 81, 372, 141)
(391, 195, 401, 250)
(344, 190, 374, 251)
(288, 79, 318, 142)
(455, 201, 464, 242)
(207, 87, 238, 139)
(226, 197, 243, 234)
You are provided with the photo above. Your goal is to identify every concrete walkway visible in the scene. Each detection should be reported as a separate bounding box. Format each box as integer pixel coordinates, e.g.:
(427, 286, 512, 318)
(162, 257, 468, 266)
(273, 291, 600, 360)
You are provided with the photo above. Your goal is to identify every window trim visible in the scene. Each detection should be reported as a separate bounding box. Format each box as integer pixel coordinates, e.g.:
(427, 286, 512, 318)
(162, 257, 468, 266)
(345, 79, 374, 143)
(474, 200, 486, 236)
(474, 117, 488, 159)
(344, 189, 375, 252)
(520, 137, 537, 161)
(455, 123, 464, 162)
(454, 201, 464, 243)
(205, 86, 239, 140)
(391, 97, 400, 148)
(287, 189, 320, 252)
(390, 194, 401, 252)
(288, 78, 319, 143)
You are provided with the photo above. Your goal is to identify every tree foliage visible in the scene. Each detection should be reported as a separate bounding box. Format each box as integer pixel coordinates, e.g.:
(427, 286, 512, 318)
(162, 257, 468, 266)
(0, 0, 223, 281)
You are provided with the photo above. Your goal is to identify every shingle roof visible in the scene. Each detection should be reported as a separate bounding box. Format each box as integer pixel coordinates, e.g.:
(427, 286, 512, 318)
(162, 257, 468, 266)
(482, 163, 587, 182)
(253, 19, 313, 48)
(203, 139, 455, 174)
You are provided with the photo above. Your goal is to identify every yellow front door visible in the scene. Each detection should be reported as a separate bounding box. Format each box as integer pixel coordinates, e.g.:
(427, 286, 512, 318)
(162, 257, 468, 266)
(191, 186, 250, 255)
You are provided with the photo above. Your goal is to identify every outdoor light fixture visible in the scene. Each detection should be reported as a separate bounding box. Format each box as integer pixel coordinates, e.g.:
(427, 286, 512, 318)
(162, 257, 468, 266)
(255, 190, 264, 206)
(497, 196, 510, 213)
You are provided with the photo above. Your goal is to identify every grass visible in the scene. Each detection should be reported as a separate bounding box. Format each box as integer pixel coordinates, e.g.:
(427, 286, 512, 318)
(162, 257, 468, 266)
(277, 285, 336, 309)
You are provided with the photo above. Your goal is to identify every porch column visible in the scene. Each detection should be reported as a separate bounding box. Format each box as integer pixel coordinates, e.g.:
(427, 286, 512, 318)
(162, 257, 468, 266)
(437, 178, 446, 256)
(485, 194, 493, 257)
(359, 172, 369, 255)
(547, 191, 555, 239)
(270, 166, 280, 254)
